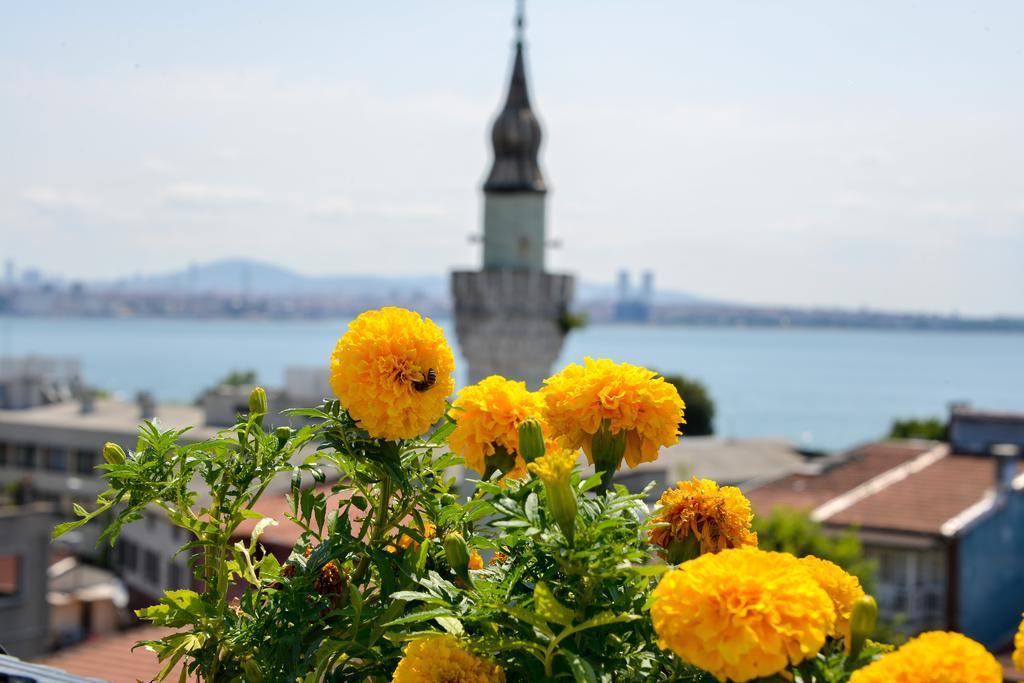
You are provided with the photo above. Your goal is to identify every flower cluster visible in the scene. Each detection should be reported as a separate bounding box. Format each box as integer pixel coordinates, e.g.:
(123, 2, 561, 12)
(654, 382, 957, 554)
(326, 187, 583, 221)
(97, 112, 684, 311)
(87, 307, 1010, 683)
(541, 358, 684, 470)
(329, 307, 455, 440)
(651, 547, 835, 682)
(648, 478, 757, 561)
(392, 635, 505, 683)
(798, 555, 865, 641)
(448, 375, 543, 479)
(848, 631, 1002, 683)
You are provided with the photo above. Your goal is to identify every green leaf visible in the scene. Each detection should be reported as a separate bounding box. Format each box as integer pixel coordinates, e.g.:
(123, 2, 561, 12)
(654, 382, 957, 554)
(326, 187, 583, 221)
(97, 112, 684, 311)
(562, 651, 597, 683)
(534, 582, 574, 627)
(524, 492, 540, 525)
(382, 608, 455, 627)
(499, 605, 554, 638)
(570, 611, 639, 634)
(249, 517, 278, 550)
(434, 616, 464, 635)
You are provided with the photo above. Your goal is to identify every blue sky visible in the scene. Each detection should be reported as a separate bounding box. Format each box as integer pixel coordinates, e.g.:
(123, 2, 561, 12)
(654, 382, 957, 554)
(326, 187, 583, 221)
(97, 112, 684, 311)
(2, 1, 1023, 315)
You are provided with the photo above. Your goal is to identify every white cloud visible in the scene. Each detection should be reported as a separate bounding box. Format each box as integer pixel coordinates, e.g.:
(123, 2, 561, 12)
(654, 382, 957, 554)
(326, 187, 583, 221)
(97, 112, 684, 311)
(22, 187, 100, 213)
(162, 183, 271, 210)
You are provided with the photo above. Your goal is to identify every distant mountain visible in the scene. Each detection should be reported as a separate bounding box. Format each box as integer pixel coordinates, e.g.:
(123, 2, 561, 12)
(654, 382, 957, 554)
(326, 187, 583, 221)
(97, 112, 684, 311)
(102, 259, 710, 304)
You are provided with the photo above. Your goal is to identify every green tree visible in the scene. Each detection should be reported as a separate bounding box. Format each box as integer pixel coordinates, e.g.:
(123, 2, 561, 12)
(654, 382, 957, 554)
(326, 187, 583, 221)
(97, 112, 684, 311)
(889, 417, 947, 441)
(753, 506, 877, 594)
(662, 374, 715, 436)
(218, 369, 258, 387)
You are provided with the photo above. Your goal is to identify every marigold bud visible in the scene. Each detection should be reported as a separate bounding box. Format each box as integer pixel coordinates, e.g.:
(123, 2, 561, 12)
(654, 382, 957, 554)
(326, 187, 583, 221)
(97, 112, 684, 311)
(848, 594, 878, 657)
(248, 387, 268, 416)
(545, 480, 577, 546)
(591, 419, 626, 492)
(443, 531, 471, 584)
(665, 535, 701, 565)
(102, 442, 126, 465)
(517, 418, 546, 463)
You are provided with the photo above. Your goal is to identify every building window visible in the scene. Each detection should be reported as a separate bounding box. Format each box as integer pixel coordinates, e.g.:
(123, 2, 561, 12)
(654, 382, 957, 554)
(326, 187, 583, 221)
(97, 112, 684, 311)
(14, 444, 36, 469)
(44, 447, 69, 472)
(0, 442, 8, 467)
(121, 540, 138, 572)
(168, 561, 183, 589)
(143, 550, 160, 585)
(75, 449, 98, 475)
(0, 554, 21, 598)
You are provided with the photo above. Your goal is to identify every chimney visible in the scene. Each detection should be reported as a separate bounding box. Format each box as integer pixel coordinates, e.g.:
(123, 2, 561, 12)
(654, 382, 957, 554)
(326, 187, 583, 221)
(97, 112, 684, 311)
(137, 391, 157, 420)
(79, 388, 97, 414)
(991, 443, 1020, 493)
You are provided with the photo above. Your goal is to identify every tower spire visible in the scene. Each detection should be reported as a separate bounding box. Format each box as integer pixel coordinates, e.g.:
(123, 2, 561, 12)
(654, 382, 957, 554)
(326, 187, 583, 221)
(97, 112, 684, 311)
(483, 0, 545, 193)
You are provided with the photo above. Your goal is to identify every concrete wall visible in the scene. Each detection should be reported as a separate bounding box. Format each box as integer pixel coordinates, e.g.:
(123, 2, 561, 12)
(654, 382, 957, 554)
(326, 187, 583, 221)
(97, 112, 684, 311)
(451, 270, 573, 389)
(956, 490, 1024, 648)
(118, 514, 192, 605)
(482, 192, 546, 271)
(0, 506, 55, 658)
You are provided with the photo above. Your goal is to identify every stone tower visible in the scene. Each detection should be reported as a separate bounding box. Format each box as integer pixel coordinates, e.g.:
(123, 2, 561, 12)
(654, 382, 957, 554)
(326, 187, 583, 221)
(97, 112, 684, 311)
(451, 8, 574, 389)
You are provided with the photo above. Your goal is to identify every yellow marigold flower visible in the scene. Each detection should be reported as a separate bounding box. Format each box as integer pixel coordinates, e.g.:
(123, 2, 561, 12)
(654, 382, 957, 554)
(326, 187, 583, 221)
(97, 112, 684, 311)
(448, 375, 544, 479)
(648, 478, 757, 561)
(397, 520, 437, 552)
(468, 550, 484, 571)
(526, 447, 578, 485)
(798, 556, 865, 642)
(392, 634, 505, 683)
(330, 307, 455, 440)
(541, 358, 684, 469)
(651, 547, 835, 682)
(1015, 613, 1024, 670)
(490, 551, 510, 566)
(849, 631, 1002, 683)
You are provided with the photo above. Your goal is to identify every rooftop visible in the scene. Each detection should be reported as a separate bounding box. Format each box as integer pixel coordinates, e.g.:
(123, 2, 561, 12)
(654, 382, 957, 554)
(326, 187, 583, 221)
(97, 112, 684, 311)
(0, 398, 218, 441)
(748, 440, 1024, 537)
(33, 626, 183, 683)
(626, 436, 809, 489)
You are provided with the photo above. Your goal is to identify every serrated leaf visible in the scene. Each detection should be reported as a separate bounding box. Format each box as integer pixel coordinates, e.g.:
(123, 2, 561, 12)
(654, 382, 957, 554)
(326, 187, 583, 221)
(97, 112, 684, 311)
(534, 582, 574, 627)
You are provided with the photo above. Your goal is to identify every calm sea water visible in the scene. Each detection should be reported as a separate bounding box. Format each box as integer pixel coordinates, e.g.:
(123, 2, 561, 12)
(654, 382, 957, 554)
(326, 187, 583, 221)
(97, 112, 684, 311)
(2, 316, 1021, 452)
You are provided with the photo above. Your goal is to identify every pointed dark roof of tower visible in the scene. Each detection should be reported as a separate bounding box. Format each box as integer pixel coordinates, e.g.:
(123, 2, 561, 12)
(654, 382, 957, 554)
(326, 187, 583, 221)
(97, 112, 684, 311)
(484, 38, 546, 193)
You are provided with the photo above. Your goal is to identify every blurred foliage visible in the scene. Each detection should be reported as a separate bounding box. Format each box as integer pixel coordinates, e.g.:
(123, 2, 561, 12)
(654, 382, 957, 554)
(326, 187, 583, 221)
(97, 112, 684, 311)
(888, 417, 947, 441)
(218, 368, 258, 387)
(753, 507, 877, 595)
(661, 374, 715, 436)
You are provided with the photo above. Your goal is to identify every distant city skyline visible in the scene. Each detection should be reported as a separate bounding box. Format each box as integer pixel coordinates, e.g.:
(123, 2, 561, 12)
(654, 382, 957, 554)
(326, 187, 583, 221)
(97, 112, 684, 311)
(3, 2, 1023, 315)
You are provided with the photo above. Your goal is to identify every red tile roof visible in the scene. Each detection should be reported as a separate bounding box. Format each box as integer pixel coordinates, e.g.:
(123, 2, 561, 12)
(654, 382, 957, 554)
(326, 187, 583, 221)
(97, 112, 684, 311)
(35, 626, 187, 683)
(748, 440, 1023, 537)
(829, 454, 1019, 534)
(747, 442, 932, 514)
(233, 483, 357, 553)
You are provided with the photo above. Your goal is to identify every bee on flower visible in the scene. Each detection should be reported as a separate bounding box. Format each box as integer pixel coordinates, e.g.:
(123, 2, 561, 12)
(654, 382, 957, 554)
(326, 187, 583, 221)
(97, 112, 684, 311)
(329, 307, 455, 440)
(648, 477, 758, 563)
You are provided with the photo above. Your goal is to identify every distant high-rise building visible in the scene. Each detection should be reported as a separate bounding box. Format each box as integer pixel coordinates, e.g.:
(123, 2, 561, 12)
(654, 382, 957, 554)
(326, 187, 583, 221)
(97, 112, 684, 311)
(451, 4, 574, 388)
(641, 270, 654, 301)
(617, 270, 631, 300)
(613, 269, 654, 323)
